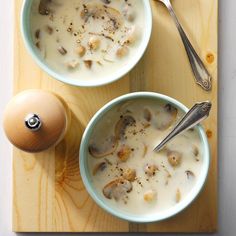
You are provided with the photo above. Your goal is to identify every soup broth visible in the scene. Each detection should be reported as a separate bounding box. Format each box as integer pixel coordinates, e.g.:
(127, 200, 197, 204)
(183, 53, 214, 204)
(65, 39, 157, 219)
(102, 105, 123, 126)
(30, 0, 145, 81)
(88, 99, 203, 215)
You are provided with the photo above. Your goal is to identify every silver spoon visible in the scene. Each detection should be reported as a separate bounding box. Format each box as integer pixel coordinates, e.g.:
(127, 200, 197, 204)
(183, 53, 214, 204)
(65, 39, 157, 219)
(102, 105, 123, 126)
(153, 101, 212, 152)
(155, 0, 212, 91)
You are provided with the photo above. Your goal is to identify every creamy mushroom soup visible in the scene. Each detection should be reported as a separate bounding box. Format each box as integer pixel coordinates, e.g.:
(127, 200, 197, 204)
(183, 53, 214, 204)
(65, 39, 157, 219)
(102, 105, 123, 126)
(30, 0, 145, 80)
(88, 99, 203, 215)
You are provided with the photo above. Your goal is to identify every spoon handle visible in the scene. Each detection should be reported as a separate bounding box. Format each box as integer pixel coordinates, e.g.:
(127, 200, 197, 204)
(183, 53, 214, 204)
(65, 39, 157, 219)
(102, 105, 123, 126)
(162, 0, 212, 91)
(153, 101, 212, 152)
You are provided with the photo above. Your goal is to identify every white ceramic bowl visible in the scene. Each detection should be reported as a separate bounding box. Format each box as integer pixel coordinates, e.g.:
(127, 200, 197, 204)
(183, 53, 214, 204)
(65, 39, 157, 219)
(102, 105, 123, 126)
(21, 0, 152, 87)
(79, 92, 210, 223)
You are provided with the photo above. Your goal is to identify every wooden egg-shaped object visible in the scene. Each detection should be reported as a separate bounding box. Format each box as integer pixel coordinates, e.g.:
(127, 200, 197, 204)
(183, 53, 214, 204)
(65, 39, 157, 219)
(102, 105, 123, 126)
(3, 89, 69, 153)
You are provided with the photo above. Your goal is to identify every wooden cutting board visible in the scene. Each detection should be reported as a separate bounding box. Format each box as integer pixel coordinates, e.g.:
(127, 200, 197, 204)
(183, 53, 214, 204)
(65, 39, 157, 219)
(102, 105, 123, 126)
(13, 0, 218, 232)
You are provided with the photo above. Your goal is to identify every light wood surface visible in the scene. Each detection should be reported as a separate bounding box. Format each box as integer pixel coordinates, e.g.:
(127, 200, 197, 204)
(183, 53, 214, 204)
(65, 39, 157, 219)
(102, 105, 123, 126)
(13, 0, 218, 232)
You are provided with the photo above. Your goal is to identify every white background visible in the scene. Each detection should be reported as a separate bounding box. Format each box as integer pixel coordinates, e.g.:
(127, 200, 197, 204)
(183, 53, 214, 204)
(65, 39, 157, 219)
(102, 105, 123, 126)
(0, 0, 236, 235)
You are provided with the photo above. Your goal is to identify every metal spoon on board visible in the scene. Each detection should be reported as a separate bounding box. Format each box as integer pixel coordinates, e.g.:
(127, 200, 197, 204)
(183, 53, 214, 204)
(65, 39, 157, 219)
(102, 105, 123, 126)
(153, 101, 212, 152)
(155, 0, 212, 91)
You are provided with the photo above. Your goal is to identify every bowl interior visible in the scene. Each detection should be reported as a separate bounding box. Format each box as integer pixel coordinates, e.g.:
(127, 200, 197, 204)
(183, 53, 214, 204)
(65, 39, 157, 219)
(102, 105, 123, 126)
(21, 0, 152, 87)
(79, 92, 210, 223)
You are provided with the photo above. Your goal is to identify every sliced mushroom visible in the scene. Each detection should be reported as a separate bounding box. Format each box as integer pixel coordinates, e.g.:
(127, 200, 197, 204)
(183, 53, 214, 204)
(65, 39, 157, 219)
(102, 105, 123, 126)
(142, 122, 150, 129)
(185, 170, 195, 179)
(117, 101, 134, 112)
(144, 190, 157, 202)
(142, 144, 148, 158)
(117, 145, 132, 162)
(104, 158, 112, 165)
(154, 103, 178, 130)
(88, 36, 100, 50)
(123, 168, 136, 182)
(96, 61, 103, 66)
(58, 46, 67, 55)
(123, 26, 139, 45)
(192, 145, 200, 161)
(122, 5, 136, 22)
(67, 60, 79, 69)
(115, 115, 136, 140)
(176, 189, 181, 203)
(188, 128, 195, 132)
(45, 25, 53, 34)
(167, 151, 182, 167)
(144, 164, 158, 177)
(143, 108, 152, 122)
(116, 46, 129, 58)
(164, 168, 172, 178)
(35, 29, 41, 39)
(76, 45, 86, 57)
(84, 60, 93, 69)
(101, 0, 111, 4)
(89, 136, 117, 158)
(103, 178, 132, 201)
(193, 145, 199, 156)
(163, 103, 178, 126)
(164, 168, 172, 185)
(38, 0, 51, 15)
(80, 3, 123, 32)
(92, 162, 107, 175)
(35, 41, 41, 49)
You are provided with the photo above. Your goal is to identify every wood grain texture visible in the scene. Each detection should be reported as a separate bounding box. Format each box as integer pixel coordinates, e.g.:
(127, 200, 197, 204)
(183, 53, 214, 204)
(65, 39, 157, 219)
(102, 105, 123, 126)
(13, 0, 218, 232)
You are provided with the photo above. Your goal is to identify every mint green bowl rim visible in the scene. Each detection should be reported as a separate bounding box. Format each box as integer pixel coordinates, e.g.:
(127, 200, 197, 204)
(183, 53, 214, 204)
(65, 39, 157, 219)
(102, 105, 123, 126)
(20, 0, 153, 87)
(79, 92, 210, 223)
